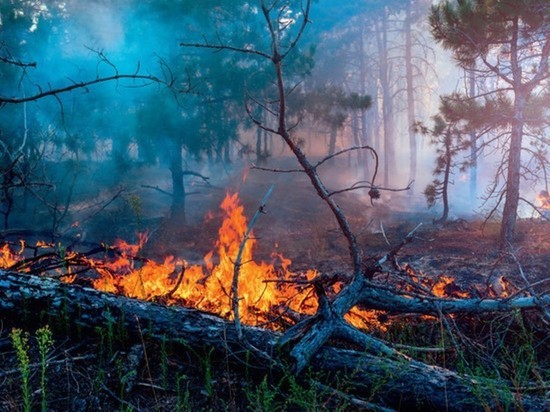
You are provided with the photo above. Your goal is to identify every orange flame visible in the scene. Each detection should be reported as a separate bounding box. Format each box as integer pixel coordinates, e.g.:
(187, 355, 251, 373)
(537, 191, 550, 210)
(431, 275, 469, 299)
(88, 193, 319, 326)
(0, 193, 469, 331)
(0, 243, 19, 268)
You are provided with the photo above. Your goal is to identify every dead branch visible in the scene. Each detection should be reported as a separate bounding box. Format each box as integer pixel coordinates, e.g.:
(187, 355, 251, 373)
(365, 223, 423, 277)
(250, 164, 304, 173)
(179, 42, 272, 61)
(232, 184, 275, 339)
(141, 185, 173, 197)
(0, 73, 177, 105)
(182, 170, 211, 184)
(0, 55, 37, 68)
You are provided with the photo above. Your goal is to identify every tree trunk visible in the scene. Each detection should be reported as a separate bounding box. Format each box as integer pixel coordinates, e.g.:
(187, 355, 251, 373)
(405, 1, 417, 191)
(327, 125, 337, 160)
(499, 16, 529, 248)
(0, 270, 546, 412)
(499, 92, 525, 247)
(468, 70, 478, 205)
(256, 126, 265, 164)
(439, 132, 452, 223)
(377, 9, 395, 187)
(358, 21, 371, 181)
(351, 110, 362, 166)
(169, 140, 185, 221)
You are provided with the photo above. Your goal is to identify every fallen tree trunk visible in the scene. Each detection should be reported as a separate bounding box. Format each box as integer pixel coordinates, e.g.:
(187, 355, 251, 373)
(283, 273, 550, 373)
(0, 270, 546, 411)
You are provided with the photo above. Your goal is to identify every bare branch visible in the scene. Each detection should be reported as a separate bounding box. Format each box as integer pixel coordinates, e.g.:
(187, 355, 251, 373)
(251, 164, 304, 173)
(0, 74, 172, 105)
(180, 41, 271, 60)
(182, 170, 210, 184)
(141, 185, 173, 197)
(0, 55, 36, 68)
(328, 180, 414, 198)
(232, 185, 275, 340)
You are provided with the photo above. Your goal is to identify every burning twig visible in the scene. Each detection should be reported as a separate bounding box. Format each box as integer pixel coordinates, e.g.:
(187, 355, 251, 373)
(164, 264, 186, 301)
(232, 184, 275, 340)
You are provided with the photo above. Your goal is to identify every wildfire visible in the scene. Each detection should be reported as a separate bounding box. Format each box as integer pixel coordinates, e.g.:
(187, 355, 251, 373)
(0, 192, 470, 331)
(537, 190, 550, 213)
(0, 242, 20, 268)
(88, 193, 320, 326)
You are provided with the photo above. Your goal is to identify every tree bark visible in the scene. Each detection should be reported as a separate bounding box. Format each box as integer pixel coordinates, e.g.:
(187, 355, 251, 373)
(376, 9, 395, 187)
(497, 15, 531, 249)
(169, 140, 186, 221)
(0, 270, 546, 412)
(405, 0, 417, 191)
(499, 90, 525, 248)
(468, 70, 478, 204)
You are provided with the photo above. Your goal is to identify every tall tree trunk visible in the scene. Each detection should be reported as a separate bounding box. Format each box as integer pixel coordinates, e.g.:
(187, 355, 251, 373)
(439, 133, 452, 224)
(169, 140, 185, 221)
(359, 21, 374, 182)
(351, 110, 362, 167)
(405, 0, 417, 191)
(499, 16, 526, 248)
(468, 70, 477, 205)
(499, 91, 525, 247)
(377, 9, 395, 187)
(223, 140, 231, 164)
(256, 126, 265, 164)
(327, 125, 337, 161)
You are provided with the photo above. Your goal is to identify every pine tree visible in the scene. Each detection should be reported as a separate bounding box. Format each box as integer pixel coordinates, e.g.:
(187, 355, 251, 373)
(430, 0, 550, 247)
(416, 115, 470, 224)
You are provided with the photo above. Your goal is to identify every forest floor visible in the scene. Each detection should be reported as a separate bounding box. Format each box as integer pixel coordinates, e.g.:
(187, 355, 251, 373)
(0, 158, 548, 411)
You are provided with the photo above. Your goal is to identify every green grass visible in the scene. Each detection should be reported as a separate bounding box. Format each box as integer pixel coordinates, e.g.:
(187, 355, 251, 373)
(1, 311, 546, 411)
(10, 328, 31, 412)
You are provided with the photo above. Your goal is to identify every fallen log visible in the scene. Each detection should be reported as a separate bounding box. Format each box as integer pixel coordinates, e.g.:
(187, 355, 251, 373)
(0, 270, 546, 411)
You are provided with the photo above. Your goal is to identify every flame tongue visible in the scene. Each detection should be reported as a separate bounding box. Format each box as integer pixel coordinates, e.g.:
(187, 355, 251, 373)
(91, 193, 289, 325)
(0, 243, 20, 268)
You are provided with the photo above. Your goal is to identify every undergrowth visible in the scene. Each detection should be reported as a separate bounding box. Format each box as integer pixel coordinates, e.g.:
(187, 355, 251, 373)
(0, 311, 547, 411)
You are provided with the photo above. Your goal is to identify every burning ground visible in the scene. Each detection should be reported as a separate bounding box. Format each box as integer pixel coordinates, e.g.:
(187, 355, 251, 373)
(0, 161, 548, 411)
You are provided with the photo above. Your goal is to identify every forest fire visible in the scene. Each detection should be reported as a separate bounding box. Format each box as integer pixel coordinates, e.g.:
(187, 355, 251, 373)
(87, 193, 325, 326)
(537, 190, 550, 215)
(0, 193, 472, 331)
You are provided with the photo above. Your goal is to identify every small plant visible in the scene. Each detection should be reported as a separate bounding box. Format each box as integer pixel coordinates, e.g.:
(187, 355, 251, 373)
(246, 375, 279, 412)
(203, 348, 214, 397)
(10, 328, 31, 412)
(160, 335, 168, 388)
(286, 375, 318, 411)
(104, 308, 116, 356)
(176, 374, 192, 411)
(36, 325, 54, 412)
